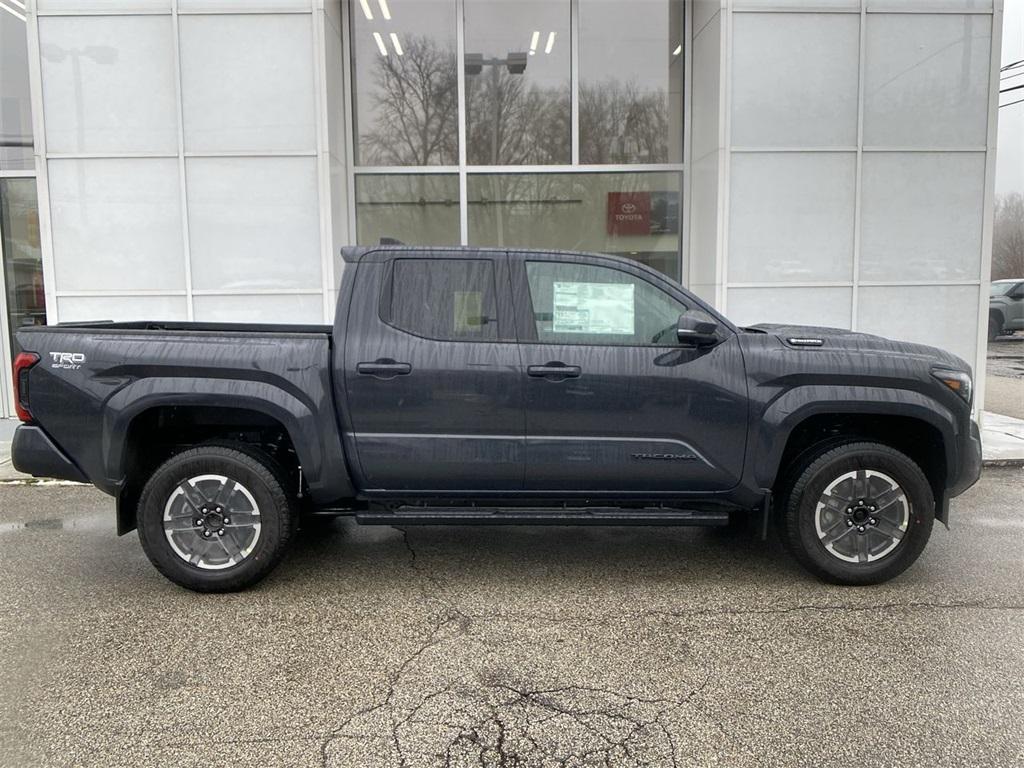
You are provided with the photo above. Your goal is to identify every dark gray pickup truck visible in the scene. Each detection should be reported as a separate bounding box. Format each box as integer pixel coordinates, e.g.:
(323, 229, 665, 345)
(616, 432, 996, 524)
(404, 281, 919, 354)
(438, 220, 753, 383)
(12, 246, 981, 591)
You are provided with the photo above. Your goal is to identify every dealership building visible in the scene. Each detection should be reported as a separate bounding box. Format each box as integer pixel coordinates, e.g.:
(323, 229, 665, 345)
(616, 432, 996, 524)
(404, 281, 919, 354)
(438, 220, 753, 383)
(0, 0, 1005, 417)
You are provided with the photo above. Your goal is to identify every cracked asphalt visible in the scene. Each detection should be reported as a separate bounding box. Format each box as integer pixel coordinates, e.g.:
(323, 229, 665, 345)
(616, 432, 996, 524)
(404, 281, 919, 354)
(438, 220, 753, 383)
(1, 469, 1024, 767)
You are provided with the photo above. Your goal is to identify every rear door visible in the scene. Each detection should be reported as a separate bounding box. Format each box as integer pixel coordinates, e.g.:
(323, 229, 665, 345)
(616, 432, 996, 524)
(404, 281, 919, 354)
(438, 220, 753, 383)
(343, 250, 523, 492)
(511, 251, 748, 494)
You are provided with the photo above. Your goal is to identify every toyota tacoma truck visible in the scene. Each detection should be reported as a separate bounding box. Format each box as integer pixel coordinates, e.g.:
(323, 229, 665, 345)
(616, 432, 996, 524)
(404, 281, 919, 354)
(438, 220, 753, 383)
(11, 246, 982, 591)
(989, 278, 1024, 341)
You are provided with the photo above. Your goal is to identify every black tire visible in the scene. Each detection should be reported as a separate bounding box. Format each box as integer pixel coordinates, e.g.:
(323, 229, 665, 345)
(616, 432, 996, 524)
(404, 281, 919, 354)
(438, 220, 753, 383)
(988, 316, 1000, 343)
(137, 445, 296, 592)
(778, 441, 934, 586)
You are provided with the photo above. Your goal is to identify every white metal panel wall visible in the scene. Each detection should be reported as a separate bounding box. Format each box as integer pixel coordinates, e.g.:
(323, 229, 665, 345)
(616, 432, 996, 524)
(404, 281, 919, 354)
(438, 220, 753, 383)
(687, 3, 723, 306)
(722, 0, 1002, 411)
(28, 0, 336, 324)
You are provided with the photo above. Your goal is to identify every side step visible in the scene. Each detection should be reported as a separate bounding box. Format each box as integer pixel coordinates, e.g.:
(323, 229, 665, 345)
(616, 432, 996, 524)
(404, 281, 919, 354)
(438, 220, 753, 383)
(355, 506, 731, 526)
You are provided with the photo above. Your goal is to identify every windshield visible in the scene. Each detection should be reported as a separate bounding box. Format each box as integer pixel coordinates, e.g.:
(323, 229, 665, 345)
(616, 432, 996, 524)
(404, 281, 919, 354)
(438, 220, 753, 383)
(990, 282, 1016, 297)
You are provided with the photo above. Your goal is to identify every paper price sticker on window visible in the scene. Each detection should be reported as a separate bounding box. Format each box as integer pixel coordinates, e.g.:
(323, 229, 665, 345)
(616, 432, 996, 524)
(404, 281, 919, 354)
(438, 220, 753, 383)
(552, 282, 634, 335)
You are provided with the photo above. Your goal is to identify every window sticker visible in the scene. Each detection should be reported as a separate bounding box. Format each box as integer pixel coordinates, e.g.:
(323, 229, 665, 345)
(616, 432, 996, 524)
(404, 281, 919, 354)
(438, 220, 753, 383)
(454, 291, 484, 333)
(552, 281, 635, 335)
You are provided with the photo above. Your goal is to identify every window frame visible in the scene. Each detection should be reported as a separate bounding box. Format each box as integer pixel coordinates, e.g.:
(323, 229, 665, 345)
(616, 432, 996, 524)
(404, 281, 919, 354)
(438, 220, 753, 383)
(375, 249, 516, 344)
(508, 250, 732, 348)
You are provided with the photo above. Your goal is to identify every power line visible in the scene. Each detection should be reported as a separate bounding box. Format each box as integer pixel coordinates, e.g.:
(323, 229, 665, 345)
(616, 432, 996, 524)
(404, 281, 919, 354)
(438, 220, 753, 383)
(1001, 95, 1024, 109)
(1001, 83, 1024, 95)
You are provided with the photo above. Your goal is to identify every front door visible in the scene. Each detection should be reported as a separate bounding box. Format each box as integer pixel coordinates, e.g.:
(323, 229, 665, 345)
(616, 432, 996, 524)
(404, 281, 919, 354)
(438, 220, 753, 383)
(511, 252, 748, 494)
(343, 250, 523, 493)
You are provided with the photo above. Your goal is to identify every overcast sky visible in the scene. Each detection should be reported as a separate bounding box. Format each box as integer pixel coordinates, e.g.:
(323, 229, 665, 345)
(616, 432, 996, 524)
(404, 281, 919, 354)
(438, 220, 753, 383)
(998, 0, 1024, 196)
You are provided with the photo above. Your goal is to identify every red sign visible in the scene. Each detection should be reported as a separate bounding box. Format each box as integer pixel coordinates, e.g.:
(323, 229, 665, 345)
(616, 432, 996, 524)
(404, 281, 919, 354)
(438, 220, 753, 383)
(607, 192, 651, 235)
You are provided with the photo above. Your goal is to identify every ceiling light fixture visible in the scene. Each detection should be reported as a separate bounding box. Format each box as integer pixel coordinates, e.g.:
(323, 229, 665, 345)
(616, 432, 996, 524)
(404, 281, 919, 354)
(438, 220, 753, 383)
(373, 31, 388, 56)
(358, 0, 373, 21)
(389, 32, 404, 55)
(545, 31, 556, 54)
(530, 30, 540, 56)
(378, 0, 391, 21)
(672, 44, 682, 56)
(0, 0, 25, 21)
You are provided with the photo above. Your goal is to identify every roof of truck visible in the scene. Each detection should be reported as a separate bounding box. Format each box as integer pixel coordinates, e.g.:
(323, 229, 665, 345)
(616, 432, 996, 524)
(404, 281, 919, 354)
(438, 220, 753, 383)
(340, 244, 603, 263)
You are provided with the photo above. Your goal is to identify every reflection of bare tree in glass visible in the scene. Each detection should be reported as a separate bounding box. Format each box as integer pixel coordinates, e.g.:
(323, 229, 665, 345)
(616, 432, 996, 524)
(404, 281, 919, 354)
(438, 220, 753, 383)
(361, 37, 458, 165)
(465, 68, 570, 165)
(579, 81, 669, 164)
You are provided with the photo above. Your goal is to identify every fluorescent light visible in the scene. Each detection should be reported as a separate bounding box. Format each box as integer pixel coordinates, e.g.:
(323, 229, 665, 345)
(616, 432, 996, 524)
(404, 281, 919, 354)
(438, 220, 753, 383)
(389, 32, 403, 56)
(358, 0, 373, 20)
(545, 31, 556, 54)
(530, 30, 540, 56)
(373, 31, 388, 56)
(0, 0, 25, 21)
(378, 0, 391, 20)
(672, 44, 682, 56)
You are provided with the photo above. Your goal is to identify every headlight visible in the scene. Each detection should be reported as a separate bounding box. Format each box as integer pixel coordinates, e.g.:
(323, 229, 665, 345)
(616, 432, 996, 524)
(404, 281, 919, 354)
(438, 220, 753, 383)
(932, 369, 973, 405)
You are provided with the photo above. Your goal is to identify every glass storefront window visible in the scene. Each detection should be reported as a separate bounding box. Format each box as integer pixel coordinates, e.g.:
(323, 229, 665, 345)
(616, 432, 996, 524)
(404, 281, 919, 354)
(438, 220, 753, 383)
(355, 173, 460, 246)
(464, 0, 571, 165)
(346, 0, 687, 281)
(578, 0, 684, 164)
(467, 171, 682, 280)
(1, 4, 34, 170)
(1, 179, 46, 353)
(350, 0, 459, 166)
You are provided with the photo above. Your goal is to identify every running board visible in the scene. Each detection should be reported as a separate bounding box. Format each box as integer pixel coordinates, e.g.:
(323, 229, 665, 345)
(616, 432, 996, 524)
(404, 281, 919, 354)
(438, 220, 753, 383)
(355, 506, 731, 526)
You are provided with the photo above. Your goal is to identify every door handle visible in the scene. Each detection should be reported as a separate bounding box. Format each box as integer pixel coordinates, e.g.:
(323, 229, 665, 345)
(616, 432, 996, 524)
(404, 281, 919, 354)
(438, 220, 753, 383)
(527, 363, 581, 379)
(357, 360, 412, 379)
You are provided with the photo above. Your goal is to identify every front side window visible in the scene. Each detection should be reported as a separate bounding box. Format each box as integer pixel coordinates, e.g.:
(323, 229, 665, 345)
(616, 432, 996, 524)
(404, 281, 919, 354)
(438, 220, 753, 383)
(385, 258, 498, 341)
(989, 282, 1017, 298)
(525, 261, 686, 346)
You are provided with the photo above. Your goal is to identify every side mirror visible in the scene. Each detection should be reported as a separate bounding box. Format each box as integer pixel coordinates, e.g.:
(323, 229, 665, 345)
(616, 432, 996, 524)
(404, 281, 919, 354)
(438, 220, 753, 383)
(677, 313, 719, 347)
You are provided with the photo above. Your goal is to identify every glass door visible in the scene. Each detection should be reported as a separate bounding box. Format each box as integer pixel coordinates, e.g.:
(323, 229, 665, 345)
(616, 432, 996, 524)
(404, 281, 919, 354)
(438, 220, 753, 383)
(1, 179, 46, 418)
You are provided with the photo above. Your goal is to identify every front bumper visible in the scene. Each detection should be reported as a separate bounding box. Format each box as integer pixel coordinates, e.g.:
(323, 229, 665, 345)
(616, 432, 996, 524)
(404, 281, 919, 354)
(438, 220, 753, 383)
(11, 425, 87, 483)
(950, 418, 983, 499)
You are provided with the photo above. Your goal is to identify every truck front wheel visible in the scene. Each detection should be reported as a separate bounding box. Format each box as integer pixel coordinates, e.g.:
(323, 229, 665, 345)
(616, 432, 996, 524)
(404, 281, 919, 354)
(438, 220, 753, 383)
(779, 441, 934, 585)
(136, 445, 296, 592)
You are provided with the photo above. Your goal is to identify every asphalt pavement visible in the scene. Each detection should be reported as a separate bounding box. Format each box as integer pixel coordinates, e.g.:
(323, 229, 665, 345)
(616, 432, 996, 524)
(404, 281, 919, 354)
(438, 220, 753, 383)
(986, 336, 1024, 422)
(1, 471, 1024, 767)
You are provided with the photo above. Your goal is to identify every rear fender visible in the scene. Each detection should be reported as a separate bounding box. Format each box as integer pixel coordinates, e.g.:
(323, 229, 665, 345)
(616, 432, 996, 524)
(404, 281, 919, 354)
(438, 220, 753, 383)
(104, 377, 355, 504)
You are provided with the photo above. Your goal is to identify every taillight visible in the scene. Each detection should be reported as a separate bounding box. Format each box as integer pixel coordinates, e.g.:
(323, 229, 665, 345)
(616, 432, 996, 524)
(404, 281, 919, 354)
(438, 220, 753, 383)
(13, 352, 40, 423)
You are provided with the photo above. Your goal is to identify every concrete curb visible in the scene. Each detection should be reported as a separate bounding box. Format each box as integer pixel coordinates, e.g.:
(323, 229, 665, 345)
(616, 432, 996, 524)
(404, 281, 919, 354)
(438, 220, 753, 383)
(982, 459, 1024, 468)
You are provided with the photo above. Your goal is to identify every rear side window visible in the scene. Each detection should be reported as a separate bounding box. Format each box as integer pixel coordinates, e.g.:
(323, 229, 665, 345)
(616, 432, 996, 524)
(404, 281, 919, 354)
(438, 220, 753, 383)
(384, 258, 499, 341)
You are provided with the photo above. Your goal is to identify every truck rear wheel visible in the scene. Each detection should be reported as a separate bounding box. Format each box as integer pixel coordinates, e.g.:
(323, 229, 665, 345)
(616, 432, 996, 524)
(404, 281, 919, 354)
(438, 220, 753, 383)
(779, 441, 934, 585)
(136, 445, 296, 592)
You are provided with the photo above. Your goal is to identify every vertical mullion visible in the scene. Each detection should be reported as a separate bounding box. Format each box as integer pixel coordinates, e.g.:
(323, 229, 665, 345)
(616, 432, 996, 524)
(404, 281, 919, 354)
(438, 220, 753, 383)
(341, 0, 358, 246)
(974, 6, 1004, 417)
(851, 0, 867, 331)
(680, 0, 691, 285)
(457, 0, 468, 245)
(25, 5, 58, 326)
(0, 181, 12, 416)
(570, 0, 580, 166)
(171, 0, 194, 321)
(311, 7, 334, 322)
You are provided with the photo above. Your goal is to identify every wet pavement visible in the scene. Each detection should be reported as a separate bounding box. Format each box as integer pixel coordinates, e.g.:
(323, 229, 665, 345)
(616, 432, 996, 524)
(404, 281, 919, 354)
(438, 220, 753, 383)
(987, 335, 1024, 380)
(1, 473, 1024, 767)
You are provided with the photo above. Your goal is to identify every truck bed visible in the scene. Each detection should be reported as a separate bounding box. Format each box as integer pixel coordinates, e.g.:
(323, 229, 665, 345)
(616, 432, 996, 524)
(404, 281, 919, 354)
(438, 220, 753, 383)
(54, 320, 333, 336)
